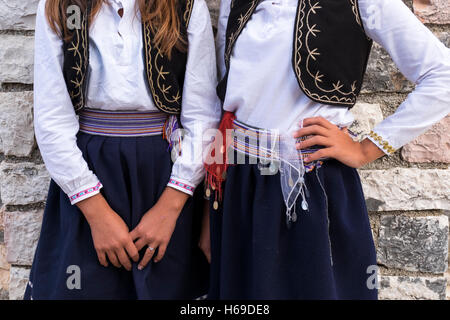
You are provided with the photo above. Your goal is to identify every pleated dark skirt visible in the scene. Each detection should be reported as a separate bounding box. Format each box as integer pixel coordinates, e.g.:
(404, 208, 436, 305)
(25, 132, 209, 300)
(209, 158, 378, 300)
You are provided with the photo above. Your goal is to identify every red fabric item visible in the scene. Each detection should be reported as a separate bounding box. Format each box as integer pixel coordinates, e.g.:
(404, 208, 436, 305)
(204, 111, 236, 202)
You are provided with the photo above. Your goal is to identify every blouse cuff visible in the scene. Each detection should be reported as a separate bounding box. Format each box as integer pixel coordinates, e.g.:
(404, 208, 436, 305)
(68, 181, 103, 205)
(167, 176, 195, 196)
(367, 130, 397, 156)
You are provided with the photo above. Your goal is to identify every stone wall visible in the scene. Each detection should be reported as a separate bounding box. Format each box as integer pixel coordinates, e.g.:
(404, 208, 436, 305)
(0, 0, 449, 300)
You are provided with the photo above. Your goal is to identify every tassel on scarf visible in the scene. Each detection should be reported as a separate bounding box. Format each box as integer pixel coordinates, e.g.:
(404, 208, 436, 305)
(204, 111, 236, 209)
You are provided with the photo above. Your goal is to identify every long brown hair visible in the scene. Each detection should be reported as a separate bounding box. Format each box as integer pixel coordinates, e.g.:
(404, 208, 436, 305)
(45, 0, 186, 58)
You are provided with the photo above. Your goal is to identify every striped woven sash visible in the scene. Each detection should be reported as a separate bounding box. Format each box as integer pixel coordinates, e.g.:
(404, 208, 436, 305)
(78, 109, 168, 137)
(231, 119, 325, 172)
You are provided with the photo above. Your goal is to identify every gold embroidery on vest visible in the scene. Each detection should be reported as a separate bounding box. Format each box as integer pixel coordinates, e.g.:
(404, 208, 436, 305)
(143, 23, 180, 113)
(349, 0, 363, 28)
(349, 0, 371, 41)
(156, 49, 182, 104)
(184, 0, 194, 25)
(68, 11, 88, 112)
(294, 0, 357, 105)
(143, 0, 195, 114)
(225, 0, 261, 69)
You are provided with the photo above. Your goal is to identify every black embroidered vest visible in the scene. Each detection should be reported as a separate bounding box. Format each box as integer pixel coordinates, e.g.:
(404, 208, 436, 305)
(217, 0, 373, 108)
(62, 0, 195, 115)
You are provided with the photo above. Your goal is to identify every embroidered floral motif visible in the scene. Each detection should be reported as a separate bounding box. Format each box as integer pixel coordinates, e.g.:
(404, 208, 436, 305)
(294, 0, 360, 106)
(143, 0, 195, 115)
(369, 131, 396, 154)
(67, 8, 89, 112)
(70, 182, 102, 203)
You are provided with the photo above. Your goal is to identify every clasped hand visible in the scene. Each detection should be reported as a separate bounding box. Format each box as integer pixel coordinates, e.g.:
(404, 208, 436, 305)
(79, 187, 188, 271)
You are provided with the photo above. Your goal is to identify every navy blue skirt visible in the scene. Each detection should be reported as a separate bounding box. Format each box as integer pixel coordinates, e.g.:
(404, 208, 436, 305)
(209, 159, 377, 300)
(25, 132, 209, 300)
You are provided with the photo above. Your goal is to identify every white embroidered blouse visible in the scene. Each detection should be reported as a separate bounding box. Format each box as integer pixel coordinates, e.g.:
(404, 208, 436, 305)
(217, 0, 450, 154)
(34, 0, 221, 204)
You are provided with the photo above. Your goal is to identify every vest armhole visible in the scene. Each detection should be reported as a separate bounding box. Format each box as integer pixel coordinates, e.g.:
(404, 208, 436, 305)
(350, 0, 370, 39)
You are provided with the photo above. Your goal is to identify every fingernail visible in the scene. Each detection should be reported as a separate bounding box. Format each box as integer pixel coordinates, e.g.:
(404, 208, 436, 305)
(154, 260, 159, 263)
(304, 157, 310, 162)
(138, 265, 143, 270)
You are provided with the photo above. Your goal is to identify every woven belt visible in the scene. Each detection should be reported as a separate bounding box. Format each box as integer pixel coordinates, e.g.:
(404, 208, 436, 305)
(79, 109, 168, 137)
(231, 119, 325, 172)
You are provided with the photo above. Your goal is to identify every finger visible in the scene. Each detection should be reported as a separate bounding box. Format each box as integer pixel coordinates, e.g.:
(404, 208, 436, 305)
(129, 228, 140, 241)
(296, 136, 331, 150)
(134, 238, 148, 251)
(138, 245, 157, 270)
(116, 248, 132, 271)
(302, 117, 334, 129)
(154, 244, 168, 263)
(304, 148, 332, 163)
(293, 125, 330, 139)
(106, 250, 122, 268)
(96, 250, 108, 267)
(125, 241, 140, 263)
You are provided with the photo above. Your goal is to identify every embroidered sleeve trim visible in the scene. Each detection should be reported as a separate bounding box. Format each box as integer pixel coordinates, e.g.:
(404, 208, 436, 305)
(168, 178, 195, 196)
(368, 131, 396, 155)
(69, 182, 103, 205)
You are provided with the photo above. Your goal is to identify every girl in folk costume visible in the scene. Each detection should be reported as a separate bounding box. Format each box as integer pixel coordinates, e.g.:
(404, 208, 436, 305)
(204, 0, 450, 299)
(26, 0, 220, 299)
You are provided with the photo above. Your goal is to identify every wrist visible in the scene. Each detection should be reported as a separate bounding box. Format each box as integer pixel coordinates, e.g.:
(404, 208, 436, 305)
(359, 138, 385, 166)
(156, 187, 189, 216)
(76, 193, 113, 225)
